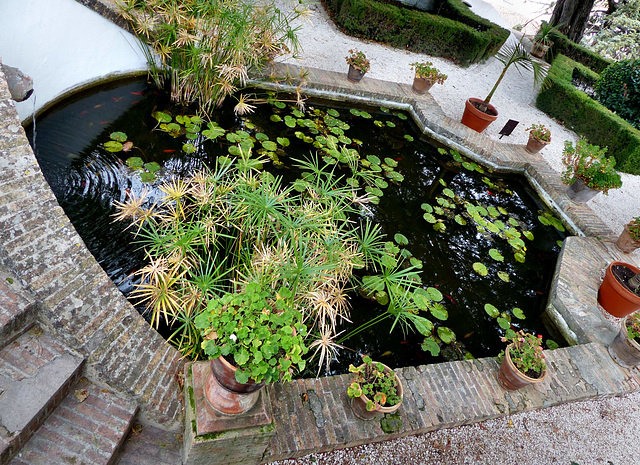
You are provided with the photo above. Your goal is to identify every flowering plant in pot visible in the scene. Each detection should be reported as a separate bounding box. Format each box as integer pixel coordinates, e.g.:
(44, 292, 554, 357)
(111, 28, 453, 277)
(347, 355, 403, 420)
(461, 36, 549, 133)
(497, 330, 547, 391)
(525, 123, 551, 153)
(608, 312, 640, 367)
(561, 138, 622, 202)
(345, 49, 370, 83)
(410, 61, 447, 94)
(616, 216, 640, 254)
(598, 261, 640, 318)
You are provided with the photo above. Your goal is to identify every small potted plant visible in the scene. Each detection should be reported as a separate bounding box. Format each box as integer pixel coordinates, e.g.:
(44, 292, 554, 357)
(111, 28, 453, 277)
(347, 355, 403, 420)
(195, 282, 308, 415)
(410, 61, 447, 95)
(497, 330, 547, 391)
(345, 49, 370, 83)
(608, 312, 640, 367)
(561, 138, 622, 202)
(530, 21, 561, 59)
(525, 123, 551, 153)
(598, 261, 640, 318)
(616, 216, 640, 254)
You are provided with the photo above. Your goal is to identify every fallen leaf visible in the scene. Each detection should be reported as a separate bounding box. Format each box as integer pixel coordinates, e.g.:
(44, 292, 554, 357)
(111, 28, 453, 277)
(74, 389, 89, 402)
(122, 141, 134, 152)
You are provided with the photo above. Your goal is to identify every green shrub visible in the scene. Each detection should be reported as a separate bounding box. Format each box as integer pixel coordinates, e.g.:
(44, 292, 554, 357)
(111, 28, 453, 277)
(548, 32, 612, 73)
(321, 0, 509, 65)
(536, 54, 640, 175)
(595, 60, 640, 129)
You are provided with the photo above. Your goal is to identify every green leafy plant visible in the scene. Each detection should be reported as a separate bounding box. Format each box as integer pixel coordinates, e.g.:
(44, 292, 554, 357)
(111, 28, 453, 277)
(561, 138, 623, 194)
(595, 59, 640, 129)
(526, 123, 551, 142)
(118, 0, 309, 114)
(195, 283, 307, 384)
(626, 313, 640, 342)
(499, 330, 546, 377)
(345, 49, 370, 73)
(410, 61, 447, 84)
(533, 21, 561, 47)
(627, 217, 640, 241)
(347, 356, 401, 411)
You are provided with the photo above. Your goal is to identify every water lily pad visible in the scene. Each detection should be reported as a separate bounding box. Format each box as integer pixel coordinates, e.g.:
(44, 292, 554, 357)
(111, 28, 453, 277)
(497, 271, 510, 282)
(484, 303, 499, 318)
(262, 140, 277, 151)
(144, 162, 161, 173)
(497, 317, 511, 329)
(437, 327, 455, 343)
(110, 131, 127, 142)
(421, 203, 433, 213)
(404, 134, 414, 141)
(489, 249, 504, 262)
(454, 214, 467, 225)
(394, 233, 408, 246)
(473, 262, 488, 276)
(430, 303, 448, 320)
(270, 114, 282, 122)
(152, 111, 172, 123)
(125, 156, 144, 168)
(104, 141, 123, 152)
(512, 307, 526, 319)
(182, 143, 196, 153)
(140, 171, 156, 183)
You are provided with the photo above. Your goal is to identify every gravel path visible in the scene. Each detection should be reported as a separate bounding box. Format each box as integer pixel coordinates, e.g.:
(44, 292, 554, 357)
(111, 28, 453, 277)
(268, 1, 640, 463)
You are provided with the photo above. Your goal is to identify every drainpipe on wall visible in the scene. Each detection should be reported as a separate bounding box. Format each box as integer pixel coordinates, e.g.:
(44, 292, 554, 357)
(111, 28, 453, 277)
(1, 64, 33, 102)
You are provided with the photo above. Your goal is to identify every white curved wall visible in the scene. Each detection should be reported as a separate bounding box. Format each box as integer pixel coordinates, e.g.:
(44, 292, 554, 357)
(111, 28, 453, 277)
(0, 0, 148, 122)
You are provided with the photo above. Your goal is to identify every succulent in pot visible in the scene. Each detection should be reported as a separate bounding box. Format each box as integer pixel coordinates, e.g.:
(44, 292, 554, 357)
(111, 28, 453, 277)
(616, 216, 640, 254)
(347, 355, 403, 420)
(561, 138, 622, 202)
(497, 330, 547, 391)
(410, 61, 447, 95)
(345, 49, 370, 83)
(525, 123, 551, 153)
(608, 313, 640, 367)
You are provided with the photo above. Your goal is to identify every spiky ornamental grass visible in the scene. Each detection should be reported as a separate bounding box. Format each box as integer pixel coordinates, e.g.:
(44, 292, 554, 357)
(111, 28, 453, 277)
(118, 0, 310, 114)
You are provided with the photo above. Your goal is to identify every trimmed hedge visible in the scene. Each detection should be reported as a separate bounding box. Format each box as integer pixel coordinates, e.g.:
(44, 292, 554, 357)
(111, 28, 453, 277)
(536, 54, 640, 175)
(547, 32, 612, 74)
(321, 0, 509, 66)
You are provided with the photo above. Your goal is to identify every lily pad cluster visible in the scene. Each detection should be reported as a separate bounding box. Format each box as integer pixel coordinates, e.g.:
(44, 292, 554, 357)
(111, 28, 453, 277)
(484, 303, 526, 337)
(102, 132, 161, 183)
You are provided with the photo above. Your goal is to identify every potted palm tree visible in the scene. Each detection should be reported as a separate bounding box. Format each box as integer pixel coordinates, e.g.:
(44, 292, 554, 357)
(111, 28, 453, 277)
(525, 123, 551, 153)
(616, 217, 640, 254)
(530, 21, 560, 59)
(561, 138, 622, 202)
(598, 262, 640, 318)
(461, 36, 549, 133)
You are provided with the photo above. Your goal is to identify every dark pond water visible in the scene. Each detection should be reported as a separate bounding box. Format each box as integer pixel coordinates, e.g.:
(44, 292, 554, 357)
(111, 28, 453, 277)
(28, 77, 565, 375)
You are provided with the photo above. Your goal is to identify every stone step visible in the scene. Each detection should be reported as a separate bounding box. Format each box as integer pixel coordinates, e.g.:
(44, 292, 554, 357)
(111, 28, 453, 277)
(117, 422, 183, 465)
(0, 327, 84, 465)
(0, 267, 37, 350)
(9, 378, 138, 465)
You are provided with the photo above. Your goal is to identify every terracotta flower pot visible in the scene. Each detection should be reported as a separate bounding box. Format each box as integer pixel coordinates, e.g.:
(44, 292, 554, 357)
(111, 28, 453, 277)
(497, 345, 547, 391)
(412, 76, 434, 95)
(531, 41, 550, 59)
(566, 178, 599, 203)
(349, 362, 404, 420)
(616, 223, 640, 254)
(608, 316, 640, 367)
(347, 64, 366, 83)
(598, 261, 640, 318)
(525, 134, 550, 154)
(204, 356, 264, 415)
(460, 98, 498, 133)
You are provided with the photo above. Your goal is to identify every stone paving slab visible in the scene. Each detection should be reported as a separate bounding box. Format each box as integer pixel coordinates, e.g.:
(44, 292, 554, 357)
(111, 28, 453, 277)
(263, 341, 638, 462)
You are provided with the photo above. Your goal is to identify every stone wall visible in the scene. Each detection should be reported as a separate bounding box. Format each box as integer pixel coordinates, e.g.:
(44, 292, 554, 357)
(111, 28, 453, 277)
(0, 57, 184, 430)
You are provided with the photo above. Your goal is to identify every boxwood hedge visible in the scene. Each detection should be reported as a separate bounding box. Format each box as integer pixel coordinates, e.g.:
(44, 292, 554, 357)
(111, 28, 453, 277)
(536, 54, 640, 175)
(547, 32, 612, 74)
(320, 0, 509, 66)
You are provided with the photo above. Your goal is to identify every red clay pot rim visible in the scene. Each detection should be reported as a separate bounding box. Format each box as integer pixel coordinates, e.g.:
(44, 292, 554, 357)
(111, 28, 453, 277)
(505, 344, 547, 383)
(606, 261, 640, 301)
(465, 97, 498, 121)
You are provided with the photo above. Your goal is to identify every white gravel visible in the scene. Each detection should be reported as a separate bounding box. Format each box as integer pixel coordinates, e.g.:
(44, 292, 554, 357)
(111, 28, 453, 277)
(267, 1, 640, 463)
(278, 0, 640, 235)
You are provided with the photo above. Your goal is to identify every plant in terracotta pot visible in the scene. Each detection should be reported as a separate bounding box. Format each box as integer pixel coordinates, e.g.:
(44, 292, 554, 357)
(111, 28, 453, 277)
(598, 261, 640, 318)
(530, 21, 561, 59)
(410, 61, 447, 95)
(497, 330, 547, 391)
(608, 312, 640, 367)
(345, 49, 370, 83)
(195, 282, 308, 414)
(347, 355, 403, 420)
(461, 36, 549, 133)
(561, 138, 622, 202)
(525, 123, 551, 153)
(616, 216, 640, 254)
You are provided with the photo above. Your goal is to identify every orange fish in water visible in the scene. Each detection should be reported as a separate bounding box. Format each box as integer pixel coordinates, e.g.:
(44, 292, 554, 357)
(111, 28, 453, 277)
(131, 91, 144, 95)
(93, 104, 103, 109)
(99, 121, 110, 125)
(112, 97, 124, 102)
(463, 332, 475, 339)
(131, 101, 140, 104)
(163, 149, 177, 153)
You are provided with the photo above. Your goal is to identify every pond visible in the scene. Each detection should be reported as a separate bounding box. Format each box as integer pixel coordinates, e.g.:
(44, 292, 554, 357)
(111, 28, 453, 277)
(28, 77, 566, 375)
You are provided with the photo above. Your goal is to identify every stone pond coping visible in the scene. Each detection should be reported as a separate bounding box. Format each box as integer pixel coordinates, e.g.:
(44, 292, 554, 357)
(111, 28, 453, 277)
(1, 5, 638, 459)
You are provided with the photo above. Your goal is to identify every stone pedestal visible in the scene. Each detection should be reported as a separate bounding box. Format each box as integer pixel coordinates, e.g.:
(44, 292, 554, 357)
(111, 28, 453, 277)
(184, 362, 274, 465)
